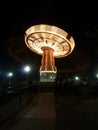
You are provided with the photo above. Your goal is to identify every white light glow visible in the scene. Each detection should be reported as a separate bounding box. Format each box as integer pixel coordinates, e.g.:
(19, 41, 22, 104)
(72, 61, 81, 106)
(24, 66, 30, 72)
(96, 74, 98, 78)
(75, 76, 79, 81)
(7, 72, 13, 77)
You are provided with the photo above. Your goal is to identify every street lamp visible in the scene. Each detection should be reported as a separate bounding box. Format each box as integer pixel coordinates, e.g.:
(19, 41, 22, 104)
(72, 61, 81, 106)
(75, 76, 79, 81)
(95, 74, 98, 79)
(7, 72, 13, 77)
(24, 65, 31, 83)
(7, 72, 13, 85)
(24, 66, 30, 73)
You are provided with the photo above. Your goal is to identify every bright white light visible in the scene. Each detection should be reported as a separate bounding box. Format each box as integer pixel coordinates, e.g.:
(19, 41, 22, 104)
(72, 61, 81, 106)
(7, 72, 13, 77)
(75, 76, 79, 81)
(96, 74, 98, 78)
(24, 66, 30, 72)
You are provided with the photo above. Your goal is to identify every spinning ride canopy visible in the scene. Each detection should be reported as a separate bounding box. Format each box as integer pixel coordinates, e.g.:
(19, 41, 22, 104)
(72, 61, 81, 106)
(25, 24, 75, 58)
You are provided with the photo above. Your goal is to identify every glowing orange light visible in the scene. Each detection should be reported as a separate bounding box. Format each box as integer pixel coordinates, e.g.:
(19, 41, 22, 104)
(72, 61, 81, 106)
(25, 24, 75, 82)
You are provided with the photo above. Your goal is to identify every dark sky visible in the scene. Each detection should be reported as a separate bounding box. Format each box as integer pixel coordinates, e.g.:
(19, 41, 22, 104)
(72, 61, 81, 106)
(0, 1, 98, 73)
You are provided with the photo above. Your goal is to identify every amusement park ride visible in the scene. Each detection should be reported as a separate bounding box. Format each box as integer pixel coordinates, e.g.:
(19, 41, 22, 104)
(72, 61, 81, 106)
(25, 24, 75, 82)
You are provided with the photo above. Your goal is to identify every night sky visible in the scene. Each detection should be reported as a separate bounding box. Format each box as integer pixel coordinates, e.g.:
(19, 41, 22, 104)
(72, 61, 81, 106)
(0, 1, 98, 74)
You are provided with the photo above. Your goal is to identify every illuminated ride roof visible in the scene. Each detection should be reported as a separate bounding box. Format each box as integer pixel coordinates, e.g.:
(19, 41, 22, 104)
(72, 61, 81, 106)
(25, 24, 75, 58)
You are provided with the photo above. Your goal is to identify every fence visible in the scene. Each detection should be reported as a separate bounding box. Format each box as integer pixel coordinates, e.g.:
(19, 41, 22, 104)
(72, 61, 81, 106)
(0, 82, 38, 124)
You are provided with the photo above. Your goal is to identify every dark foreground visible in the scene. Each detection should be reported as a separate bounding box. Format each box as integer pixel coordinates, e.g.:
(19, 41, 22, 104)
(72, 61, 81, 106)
(1, 90, 98, 130)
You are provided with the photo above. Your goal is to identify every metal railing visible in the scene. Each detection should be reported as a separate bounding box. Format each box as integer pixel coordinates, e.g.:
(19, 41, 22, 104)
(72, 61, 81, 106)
(0, 82, 38, 124)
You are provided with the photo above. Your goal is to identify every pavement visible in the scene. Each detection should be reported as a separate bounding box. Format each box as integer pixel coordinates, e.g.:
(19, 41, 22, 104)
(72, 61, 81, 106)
(1, 92, 98, 130)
